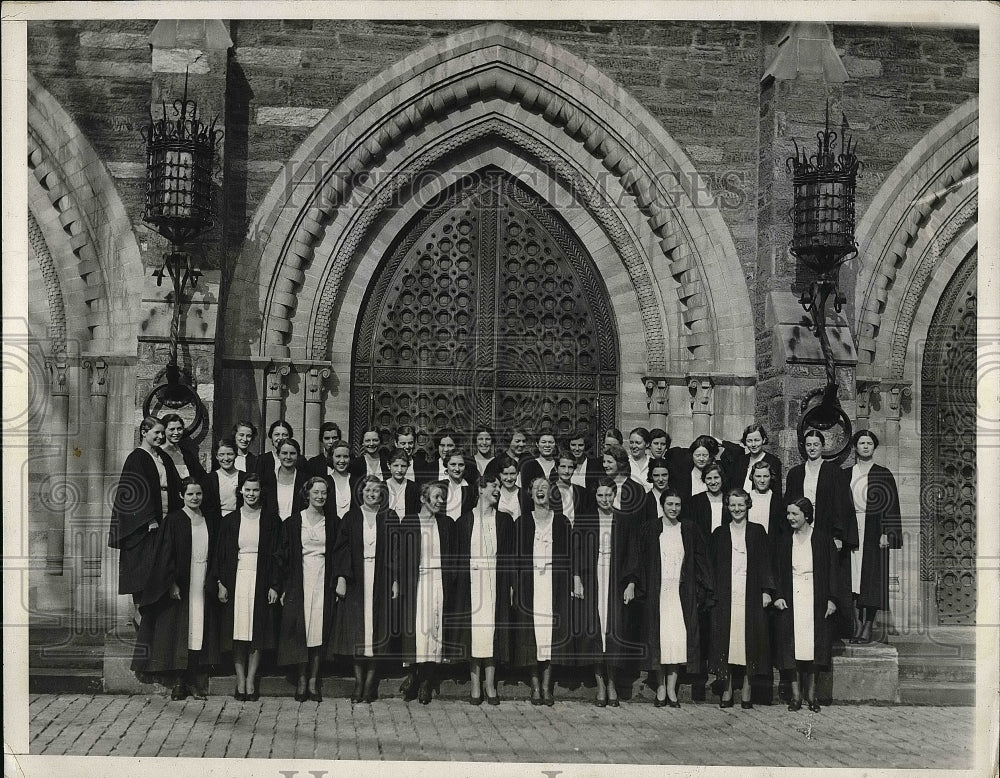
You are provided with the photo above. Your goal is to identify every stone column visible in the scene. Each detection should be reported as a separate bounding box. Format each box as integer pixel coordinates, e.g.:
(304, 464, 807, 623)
(643, 376, 669, 432)
(687, 375, 714, 438)
(264, 362, 292, 436)
(82, 358, 109, 631)
(44, 356, 69, 578)
(303, 365, 332, 457)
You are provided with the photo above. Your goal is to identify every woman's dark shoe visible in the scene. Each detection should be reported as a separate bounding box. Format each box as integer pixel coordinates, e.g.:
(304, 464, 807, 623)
(719, 698, 734, 709)
(542, 691, 554, 708)
(608, 698, 620, 708)
(362, 680, 379, 703)
(530, 686, 543, 705)
(808, 700, 822, 713)
(594, 696, 607, 708)
(741, 700, 753, 710)
(247, 690, 260, 702)
(470, 693, 484, 706)
(294, 691, 308, 702)
(234, 688, 246, 702)
(653, 697, 667, 708)
(170, 683, 188, 701)
(788, 699, 802, 711)
(667, 698, 681, 709)
(486, 693, 500, 706)
(309, 689, 322, 703)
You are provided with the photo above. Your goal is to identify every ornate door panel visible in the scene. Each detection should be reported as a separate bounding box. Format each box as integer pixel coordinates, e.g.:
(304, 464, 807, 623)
(920, 259, 976, 624)
(352, 169, 619, 451)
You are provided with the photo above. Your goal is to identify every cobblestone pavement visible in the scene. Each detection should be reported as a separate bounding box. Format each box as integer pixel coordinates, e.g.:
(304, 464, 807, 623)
(24, 694, 976, 768)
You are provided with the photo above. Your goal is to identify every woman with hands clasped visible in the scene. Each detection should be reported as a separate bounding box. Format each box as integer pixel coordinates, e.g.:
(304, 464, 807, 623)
(709, 488, 774, 710)
(771, 498, 840, 712)
(131, 478, 220, 700)
(330, 476, 399, 703)
(272, 477, 338, 702)
(214, 473, 278, 701)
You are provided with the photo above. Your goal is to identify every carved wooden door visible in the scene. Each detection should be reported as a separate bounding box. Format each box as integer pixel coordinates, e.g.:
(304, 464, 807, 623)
(352, 168, 619, 452)
(920, 261, 976, 624)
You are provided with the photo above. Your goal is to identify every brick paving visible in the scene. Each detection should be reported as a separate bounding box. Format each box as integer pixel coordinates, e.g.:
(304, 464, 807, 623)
(25, 693, 975, 768)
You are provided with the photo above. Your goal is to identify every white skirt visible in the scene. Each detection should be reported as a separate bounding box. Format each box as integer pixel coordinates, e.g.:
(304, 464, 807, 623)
(793, 570, 815, 661)
(851, 510, 867, 594)
(302, 554, 326, 648)
(188, 559, 207, 651)
(233, 558, 257, 642)
(532, 564, 555, 662)
(414, 567, 445, 662)
(728, 570, 748, 666)
(470, 560, 498, 658)
(362, 555, 376, 657)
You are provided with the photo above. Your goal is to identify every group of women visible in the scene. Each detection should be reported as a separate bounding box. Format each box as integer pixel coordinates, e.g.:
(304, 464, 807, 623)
(109, 416, 901, 711)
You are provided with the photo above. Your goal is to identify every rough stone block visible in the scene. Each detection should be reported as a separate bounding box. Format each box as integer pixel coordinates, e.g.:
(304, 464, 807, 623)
(820, 641, 900, 702)
(842, 55, 883, 78)
(255, 106, 329, 127)
(237, 46, 303, 68)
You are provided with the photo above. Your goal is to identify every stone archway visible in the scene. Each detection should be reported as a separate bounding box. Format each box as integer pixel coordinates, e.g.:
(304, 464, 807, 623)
(225, 22, 756, 446)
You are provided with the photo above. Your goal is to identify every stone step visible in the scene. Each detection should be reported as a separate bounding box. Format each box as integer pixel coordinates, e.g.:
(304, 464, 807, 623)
(898, 657, 976, 684)
(897, 680, 975, 706)
(28, 668, 104, 695)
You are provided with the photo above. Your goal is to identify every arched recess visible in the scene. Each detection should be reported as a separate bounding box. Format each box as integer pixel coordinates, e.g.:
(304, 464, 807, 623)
(227, 22, 754, 380)
(27, 70, 146, 355)
(853, 98, 978, 381)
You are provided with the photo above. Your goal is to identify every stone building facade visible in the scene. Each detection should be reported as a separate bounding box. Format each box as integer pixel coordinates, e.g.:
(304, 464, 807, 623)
(23, 19, 978, 644)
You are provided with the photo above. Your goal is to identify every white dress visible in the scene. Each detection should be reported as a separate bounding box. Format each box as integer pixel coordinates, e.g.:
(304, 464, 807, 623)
(596, 511, 614, 651)
(469, 507, 498, 658)
(571, 460, 588, 489)
(650, 488, 665, 521)
(658, 520, 687, 664)
(792, 525, 816, 661)
(364, 455, 385, 480)
(414, 514, 445, 662)
(301, 515, 327, 648)
(728, 522, 749, 666)
(217, 469, 239, 514)
(143, 448, 170, 516)
(629, 454, 652, 491)
(445, 480, 467, 521)
(709, 496, 725, 533)
(531, 517, 556, 661)
(498, 488, 521, 521)
(233, 508, 261, 641)
(361, 507, 378, 657)
(690, 467, 708, 498)
(276, 477, 295, 521)
(557, 483, 576, 527)
(188, 512, 209, 651)
(849, 462, 873, 594)
(235, 453, 248, 473)
(803, 460, 822, 507)
(387, 479, 408, 518)
(748, 490, 773, 535)
(331, 472, 352, 517)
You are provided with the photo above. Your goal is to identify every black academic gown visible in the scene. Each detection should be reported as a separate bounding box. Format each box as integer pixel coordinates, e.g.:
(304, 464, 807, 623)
(200, 469, 248, 526)
(639, 516, 713, 672)
(328, 507, 399, 659)
(447, 509, 516, 662)
(260, 465, 311, 520)
(212, 505, 280, 654)
(396, 511, 455, 664)
(131, 508, 221, 677)
(785, 461, 858, 549)
(665, 447, 712, 503)
(348, 452, 391, 484)
(852, 463, 903, 611)
(689, 492, 734, 544)
(109, 447, 182, 596)
(518, 458, 558, 516)
(709, 521, 774, 677)
(386, 478, 422, 519)
(575, 508, 642, 667)
(719, 442, 783, 502)
(271, 511, 339, 666)
(257, 451, 309, 478)
(510, 510, 576, 667)
(771, 526, 841, 669)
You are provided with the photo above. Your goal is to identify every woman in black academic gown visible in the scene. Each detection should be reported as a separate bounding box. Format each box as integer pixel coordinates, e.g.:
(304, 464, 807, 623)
(213, 473, 279, 701)
(846, 429, 902, 644)
(719, 424, 784, 503)
(397, 482, 454, 704)
(349, 427, 391, 483)
(385, 448, 421, 519)
(689, 462, 732, 542)
(108, 416, 182, 608)
(641, 458, 672, 528)
(470, 424, 497, 481)
(709, 488, 774, 709)
(785, 429, 857, 553)
(667, 435, 721, 504)
(272, 476, 338, 701)
(449, 472, 516, 705)
(330, 476, 399, 703)
(640, 488, 713, 707)
(132, 478, 220, 699)
(159, 413, 207, 483)
(511, 478, 576, 706)
(201, 438, 247, 527)
(600, 444, 646, 523)
(257, 419, 308, 477)
(772, 497, 840, 712)
(576, 477, 640, 707)
(262, 438, 310, 522)
(231, 420, 259, 475)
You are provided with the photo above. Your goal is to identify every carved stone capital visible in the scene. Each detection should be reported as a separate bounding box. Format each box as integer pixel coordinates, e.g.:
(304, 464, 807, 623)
(265, 362, 292, 401)
(82, 358, 109, 398)
(855, 380, 880, 418)
(643, 376, 669, 414)
(687, 375, 714, 415)
(305, 365, 332, 402)
(45, 356, 69, 397)
(884, 382, 913, 418)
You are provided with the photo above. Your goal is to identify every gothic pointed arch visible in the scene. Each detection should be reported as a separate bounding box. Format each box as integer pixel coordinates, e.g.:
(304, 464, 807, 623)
(228, 22, 754, 379)
(853, 99, 978, 381)
(27, 70, 146, 355)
